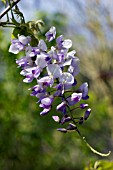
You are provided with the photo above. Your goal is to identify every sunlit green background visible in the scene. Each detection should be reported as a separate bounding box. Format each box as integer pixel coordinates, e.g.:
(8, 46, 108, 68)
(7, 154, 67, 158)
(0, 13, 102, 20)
(0, 0, 113, 169)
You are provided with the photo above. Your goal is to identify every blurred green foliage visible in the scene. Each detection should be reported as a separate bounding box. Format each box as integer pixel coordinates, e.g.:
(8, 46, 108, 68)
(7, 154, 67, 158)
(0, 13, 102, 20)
(0, 4, 113, 170)
(84, 160, 113, 170)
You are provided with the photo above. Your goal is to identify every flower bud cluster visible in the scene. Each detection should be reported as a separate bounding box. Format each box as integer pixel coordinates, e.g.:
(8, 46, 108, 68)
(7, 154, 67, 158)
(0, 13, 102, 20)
(9, 26, 91, 132)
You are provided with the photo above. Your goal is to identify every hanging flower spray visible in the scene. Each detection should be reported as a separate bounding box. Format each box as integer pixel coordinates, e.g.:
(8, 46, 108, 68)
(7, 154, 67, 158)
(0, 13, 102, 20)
(0, 0, 111, 157)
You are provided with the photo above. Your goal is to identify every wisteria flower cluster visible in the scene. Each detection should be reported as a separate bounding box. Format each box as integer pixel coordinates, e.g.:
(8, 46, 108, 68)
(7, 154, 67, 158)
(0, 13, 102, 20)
(9, 26, 91, 133)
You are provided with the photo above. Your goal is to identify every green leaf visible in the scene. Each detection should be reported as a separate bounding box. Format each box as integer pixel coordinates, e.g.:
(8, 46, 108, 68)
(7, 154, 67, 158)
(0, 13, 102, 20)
(95, 160, 113, 170)
(12, 27, 20, 38)
(84, 160, 113, 170)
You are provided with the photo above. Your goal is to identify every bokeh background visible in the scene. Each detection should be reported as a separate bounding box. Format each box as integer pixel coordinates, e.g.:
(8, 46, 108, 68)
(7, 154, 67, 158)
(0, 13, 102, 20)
(0, 0, 113, 169)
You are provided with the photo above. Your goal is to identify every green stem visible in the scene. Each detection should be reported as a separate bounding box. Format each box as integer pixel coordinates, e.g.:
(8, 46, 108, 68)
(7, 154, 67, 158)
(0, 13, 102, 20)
(77, 131, 111, 157)
(8, 0, 15, 20)
(5, 0, 9, 22)
(71, 106, 80, 112)
(0, 22, 15, 26)
(2, 25, 15, 28)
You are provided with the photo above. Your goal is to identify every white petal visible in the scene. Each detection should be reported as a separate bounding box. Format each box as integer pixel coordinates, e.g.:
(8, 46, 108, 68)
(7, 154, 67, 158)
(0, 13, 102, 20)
(59, 72, 74, 84)
(19, 35, 31, 45)
(68, 65, 74, 73)
(23, 77, 33, 83)
(68, 65, 80, 76)
(50, 26, 56, 36)
(66, 50, 76, 59)
(71, 93, 82, 101)
(62, 39, 72, 49)
(60, 59, 72, 67)
(40, 108, 51, 115)
(47, 64, 62, 79)
(41, 97, 52, 106)
(52, 116, 60, 122)
(35, 54, 47, 68)
(38, 39, 47, 51)
(9, 44, 19, 54)
(20, 70, 27, 76)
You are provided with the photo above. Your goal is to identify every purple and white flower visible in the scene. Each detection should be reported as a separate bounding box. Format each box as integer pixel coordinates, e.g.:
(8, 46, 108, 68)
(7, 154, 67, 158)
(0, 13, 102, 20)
(38, 76, 54, 87)
(57, 101, 67, 114)
(45, 26, 56, 42)
(71, 92, 82, 103)
(9, 35, 31, 54)
(39, 95, 54, 115)
(78, 82, 89, 99)
(56, 35, 72, 50)
(59, 72, 74, 85)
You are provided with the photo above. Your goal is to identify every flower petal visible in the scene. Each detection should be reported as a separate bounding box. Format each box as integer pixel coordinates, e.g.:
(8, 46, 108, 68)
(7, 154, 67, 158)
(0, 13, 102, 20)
(35, 53, 47, 68)
(47, 64, 62, 79)
(71, 93, 82, 102)
(59, 72, 74, 85)
(84, 108, 91, 120)
(45, 26, 56, 42)
(40, 108, 51, 115)
(52, 116, 60, 122)
(62, 39, 72, 49)
(38, 39, 47, 51)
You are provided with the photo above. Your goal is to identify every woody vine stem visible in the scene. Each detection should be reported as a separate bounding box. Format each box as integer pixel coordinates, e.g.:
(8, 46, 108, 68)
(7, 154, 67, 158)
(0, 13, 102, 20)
(0, 0, 20, 20)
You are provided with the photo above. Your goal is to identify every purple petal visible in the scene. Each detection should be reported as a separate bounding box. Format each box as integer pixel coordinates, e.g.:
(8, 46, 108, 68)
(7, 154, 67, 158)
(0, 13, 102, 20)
(71, 93, 82, 102)
(84, 108, 91, 120)
(38, 76, 54, 87)
(45, 26, 56, 42)
(79, 117, 84, 124)
(67, 97, 78, 106)
(79, 82, 88, 98)
(80, 103, 88, 109)
(57, 101, 66, 112)
(40, 96, 54, 109)
(66, 123, 77, 130)
(60, 115, 72, 124)
(32, 68, 41, 78)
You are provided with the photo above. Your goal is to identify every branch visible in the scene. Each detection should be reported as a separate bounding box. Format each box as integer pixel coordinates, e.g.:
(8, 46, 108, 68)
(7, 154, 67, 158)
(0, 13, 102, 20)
(0, 0, 21, 20)
(0, 21, 15, 27)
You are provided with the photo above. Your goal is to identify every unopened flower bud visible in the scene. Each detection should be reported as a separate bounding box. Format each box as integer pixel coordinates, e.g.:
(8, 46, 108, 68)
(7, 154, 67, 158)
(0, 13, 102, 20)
(66, 123, 77, 131)
(84, 108, 91, 120)
(57, 128, 67, 133)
